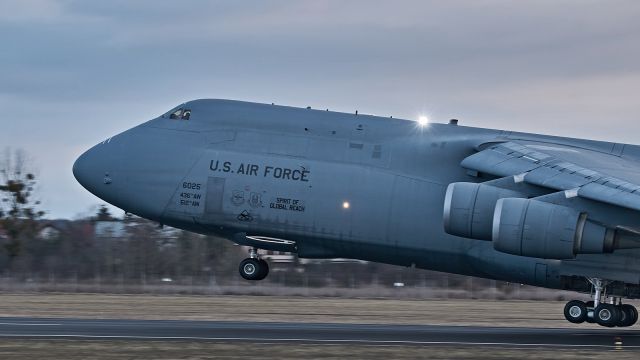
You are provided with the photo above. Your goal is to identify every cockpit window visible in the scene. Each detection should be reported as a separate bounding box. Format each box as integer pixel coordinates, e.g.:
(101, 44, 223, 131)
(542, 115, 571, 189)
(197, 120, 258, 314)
(169, 108, 183, 119)
(162, 105, 191, 120)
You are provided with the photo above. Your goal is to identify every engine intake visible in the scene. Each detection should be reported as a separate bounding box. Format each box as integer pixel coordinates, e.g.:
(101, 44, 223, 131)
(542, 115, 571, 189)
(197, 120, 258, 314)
(492, 198, 615, 259)
(444, 182, 525, 241)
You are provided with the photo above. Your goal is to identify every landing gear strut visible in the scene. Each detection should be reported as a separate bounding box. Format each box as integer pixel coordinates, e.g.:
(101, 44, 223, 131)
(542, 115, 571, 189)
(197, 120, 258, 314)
(563, 278, 638, 327)
(239, 247, 269, 281)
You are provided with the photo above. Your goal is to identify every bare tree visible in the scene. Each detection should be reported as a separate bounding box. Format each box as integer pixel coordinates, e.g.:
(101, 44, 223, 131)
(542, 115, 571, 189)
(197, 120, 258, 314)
(0, 148, 44, 269)
(0, 148, 43, 219)
(94, 205, 115, 221)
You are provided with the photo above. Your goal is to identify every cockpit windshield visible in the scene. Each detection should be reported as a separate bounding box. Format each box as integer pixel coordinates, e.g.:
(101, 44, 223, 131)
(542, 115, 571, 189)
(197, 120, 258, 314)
(162, 105, 191, 120)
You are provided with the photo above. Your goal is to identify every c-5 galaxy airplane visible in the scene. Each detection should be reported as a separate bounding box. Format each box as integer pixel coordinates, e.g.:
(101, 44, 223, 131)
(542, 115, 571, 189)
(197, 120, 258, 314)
(74, 99, 640, 328)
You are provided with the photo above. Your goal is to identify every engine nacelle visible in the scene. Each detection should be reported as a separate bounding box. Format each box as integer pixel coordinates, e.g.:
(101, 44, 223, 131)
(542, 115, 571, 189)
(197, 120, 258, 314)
(444, 182, 525, 241)
(492, 198, 615, 259)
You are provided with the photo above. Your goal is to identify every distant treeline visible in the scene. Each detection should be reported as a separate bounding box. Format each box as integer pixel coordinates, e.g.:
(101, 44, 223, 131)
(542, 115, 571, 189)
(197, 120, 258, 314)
(0, 208, 510, 294)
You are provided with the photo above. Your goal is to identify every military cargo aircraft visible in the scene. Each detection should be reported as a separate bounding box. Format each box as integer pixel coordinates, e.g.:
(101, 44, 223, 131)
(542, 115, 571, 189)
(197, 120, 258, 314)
(74, 99, 640, 328)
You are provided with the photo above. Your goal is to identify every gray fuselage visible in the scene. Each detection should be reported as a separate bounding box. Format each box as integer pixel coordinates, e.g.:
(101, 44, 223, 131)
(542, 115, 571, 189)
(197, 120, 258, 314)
(73, 99, 640, 296)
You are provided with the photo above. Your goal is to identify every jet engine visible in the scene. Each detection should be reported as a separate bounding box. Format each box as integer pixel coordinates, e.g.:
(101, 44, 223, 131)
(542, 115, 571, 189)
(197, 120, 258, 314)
(492, 198, 615, 259)
(443, 182, 525, 241)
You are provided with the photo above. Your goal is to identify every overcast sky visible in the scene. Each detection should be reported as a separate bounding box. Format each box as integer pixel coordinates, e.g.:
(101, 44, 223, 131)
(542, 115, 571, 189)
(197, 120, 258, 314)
(1, 0, 639, 219)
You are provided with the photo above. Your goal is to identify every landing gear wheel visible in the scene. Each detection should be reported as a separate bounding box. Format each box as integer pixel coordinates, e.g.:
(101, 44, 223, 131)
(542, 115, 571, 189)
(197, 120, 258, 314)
(594, 304, 620, 328)
(258, 259, 269, 280)
(564, 300, 587, 324)
(239, 258, 262, 281)
(238, 258, 269, 281)
(629, 305, 639, 326)
(619, 304, 638, 327)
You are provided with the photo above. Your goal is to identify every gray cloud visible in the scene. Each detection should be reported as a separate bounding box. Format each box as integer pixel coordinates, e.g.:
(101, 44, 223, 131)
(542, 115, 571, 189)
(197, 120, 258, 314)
(1, 0, 639, 218)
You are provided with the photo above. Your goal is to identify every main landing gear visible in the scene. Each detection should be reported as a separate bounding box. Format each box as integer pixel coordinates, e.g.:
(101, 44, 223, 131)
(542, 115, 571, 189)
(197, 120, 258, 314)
(239, 247, 269, 281)
(564, 278, 638, 328)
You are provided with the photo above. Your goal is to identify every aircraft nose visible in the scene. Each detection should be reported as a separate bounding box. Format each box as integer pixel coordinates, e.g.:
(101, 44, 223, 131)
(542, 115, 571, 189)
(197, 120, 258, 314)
(72, 149, 91, 190)
(73, 142, 119, 200)
(73, 146, 101, 194)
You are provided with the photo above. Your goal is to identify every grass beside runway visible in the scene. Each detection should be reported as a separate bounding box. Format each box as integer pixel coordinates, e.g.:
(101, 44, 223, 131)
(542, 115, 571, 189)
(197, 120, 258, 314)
(0, 293, 621, 328)
(0, 293, 638, 328)
(0, 340, 638, 360)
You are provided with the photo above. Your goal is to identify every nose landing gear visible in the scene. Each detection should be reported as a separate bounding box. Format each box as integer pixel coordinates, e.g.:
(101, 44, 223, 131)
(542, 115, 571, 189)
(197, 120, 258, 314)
(239, 247, 269, 281)
(563, 278, 638, 327)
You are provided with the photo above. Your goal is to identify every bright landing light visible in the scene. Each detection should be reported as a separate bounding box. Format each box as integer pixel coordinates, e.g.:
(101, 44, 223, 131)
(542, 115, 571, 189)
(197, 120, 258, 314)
(418, 115, 429, 126)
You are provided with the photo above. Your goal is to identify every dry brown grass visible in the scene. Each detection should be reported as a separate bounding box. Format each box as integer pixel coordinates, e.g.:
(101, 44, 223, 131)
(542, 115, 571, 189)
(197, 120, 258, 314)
(0, 340, 636, 360)
(1, 293, 637, 328)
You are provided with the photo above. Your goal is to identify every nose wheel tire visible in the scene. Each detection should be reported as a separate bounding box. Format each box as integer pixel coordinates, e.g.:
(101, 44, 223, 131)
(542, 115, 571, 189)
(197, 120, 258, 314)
(257, 259, 269, 279)
(239, 258, 269, 281)
(564, 300, 587, 324)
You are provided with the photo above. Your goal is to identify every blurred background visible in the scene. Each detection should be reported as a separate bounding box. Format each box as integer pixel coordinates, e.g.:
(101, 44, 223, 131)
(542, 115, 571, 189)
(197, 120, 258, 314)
(0, 201, 577, 300)
(1, 1, 639, 300)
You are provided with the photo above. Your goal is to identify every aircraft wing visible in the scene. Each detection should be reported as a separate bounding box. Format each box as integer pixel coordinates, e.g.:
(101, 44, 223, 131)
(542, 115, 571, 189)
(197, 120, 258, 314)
(461, 141, 640, 212)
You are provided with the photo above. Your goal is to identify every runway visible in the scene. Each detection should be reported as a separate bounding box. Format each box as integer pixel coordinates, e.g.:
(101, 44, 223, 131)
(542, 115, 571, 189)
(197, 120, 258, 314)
(0, 317, 639, 348)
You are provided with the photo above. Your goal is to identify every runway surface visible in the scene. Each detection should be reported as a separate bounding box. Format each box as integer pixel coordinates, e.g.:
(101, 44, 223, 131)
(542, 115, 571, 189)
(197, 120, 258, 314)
(0, 317, 639, 348)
